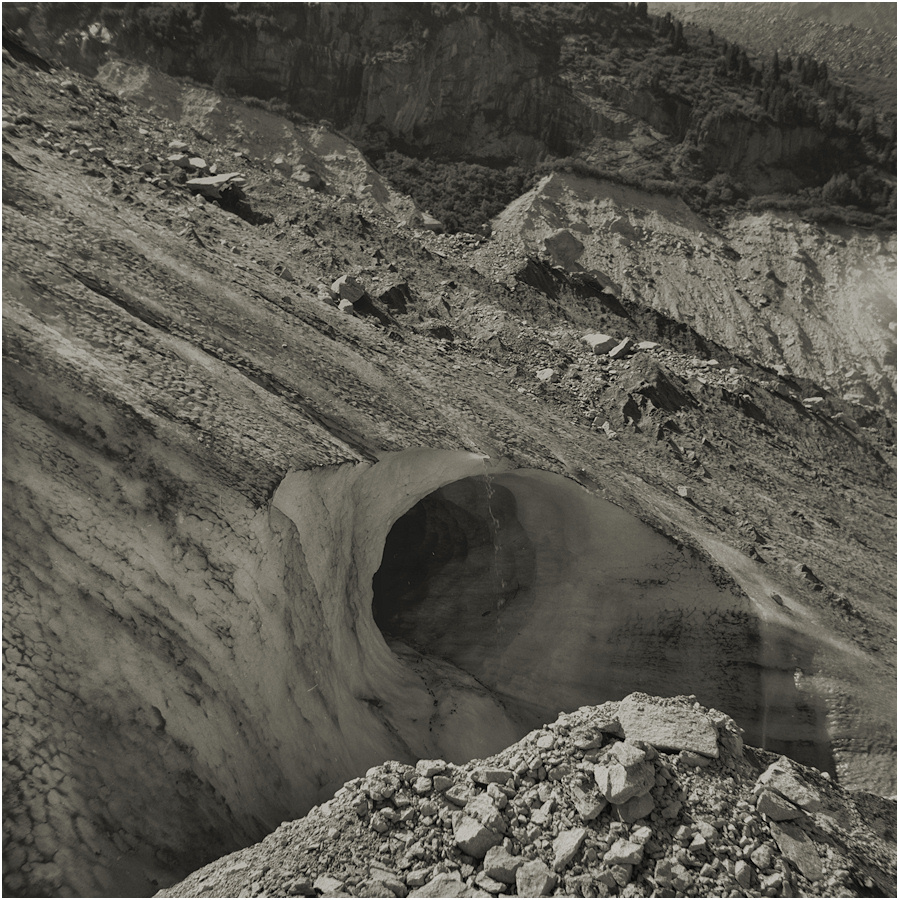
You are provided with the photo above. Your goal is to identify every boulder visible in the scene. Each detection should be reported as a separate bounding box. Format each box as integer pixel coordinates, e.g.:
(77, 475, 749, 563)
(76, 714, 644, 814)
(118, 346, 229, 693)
(416, 759, 447, 777)
(604, 838, 644, 867)
(654, 859, 692, 892)
(420, 213, 444, 233)
(314, 875, 347, 895)
(535, 368, 558, 383)
(583, 333, 617, 355)
(470, 768, 513, 786)
(542, 229, 585, 268)
(463, 794, 505, 833)
(617, 694, 719, 757)
(332, 274, 366, 303)
(593, 743, 655, 805)
(292, 167, 325, 191)
(735, 859, 754, 889)
(410, 873, 467, 898)
(273, 155, 293, 175)
(483, 846, 524, 884)
(571, 778, 606, 821)
(757, 758, 823, 811)
(515, 860, 557, 897)
(452, 816, 502, 858)
(614, 791, 654, 824)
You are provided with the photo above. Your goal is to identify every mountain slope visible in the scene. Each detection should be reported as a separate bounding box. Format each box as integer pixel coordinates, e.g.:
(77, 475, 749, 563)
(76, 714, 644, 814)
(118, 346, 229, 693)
(2, 30, 895, 900)
(5, 1, 896, 222)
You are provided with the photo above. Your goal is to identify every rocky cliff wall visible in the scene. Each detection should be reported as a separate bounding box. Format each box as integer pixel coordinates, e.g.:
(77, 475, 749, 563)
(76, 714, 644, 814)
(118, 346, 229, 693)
(10, 2, 846, 180)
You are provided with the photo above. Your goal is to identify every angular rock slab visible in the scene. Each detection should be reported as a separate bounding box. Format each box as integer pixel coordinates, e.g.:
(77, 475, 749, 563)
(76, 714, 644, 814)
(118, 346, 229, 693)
(770, 821, 824, 882)
(410, 873, 467, 897)
(515, 859, 557, 897)
(757, 757, 823, 812)
(552, 827, 587, 872)
(453, 815, 502, 858)
(618, 694, 719, 757)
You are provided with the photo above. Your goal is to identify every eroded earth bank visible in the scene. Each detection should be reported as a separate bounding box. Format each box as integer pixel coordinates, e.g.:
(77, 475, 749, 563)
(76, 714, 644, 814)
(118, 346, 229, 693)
(2, 35, 896, 900)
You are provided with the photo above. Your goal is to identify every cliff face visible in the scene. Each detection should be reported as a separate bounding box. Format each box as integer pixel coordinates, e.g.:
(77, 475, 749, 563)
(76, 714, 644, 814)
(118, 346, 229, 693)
(9, 1, 851, 183)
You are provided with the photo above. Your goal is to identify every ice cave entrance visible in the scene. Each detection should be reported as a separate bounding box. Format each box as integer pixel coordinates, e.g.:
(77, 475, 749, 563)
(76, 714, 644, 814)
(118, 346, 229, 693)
(369, 462, 834, 774)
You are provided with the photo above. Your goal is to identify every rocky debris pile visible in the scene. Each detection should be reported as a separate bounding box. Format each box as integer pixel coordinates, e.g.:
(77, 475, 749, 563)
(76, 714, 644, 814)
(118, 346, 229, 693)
(156, 695, 895, 899)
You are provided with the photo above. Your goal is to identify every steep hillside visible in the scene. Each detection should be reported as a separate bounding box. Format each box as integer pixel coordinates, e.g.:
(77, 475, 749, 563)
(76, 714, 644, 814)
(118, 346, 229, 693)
(489, 171, 896, 407)
(651, 2, 897, 111)
(5, 1, 895, 221)
(2, 30, 895, 900)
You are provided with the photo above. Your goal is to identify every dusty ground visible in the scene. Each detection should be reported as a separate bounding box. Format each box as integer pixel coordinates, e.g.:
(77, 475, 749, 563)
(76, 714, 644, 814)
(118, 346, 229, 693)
(2, 50, 895, 898)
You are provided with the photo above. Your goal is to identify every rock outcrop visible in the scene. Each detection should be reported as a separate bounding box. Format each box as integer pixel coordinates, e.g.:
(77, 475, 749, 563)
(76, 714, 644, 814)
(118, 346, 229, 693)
(490, 172, 897, 406)
(156, 695, 897, 899)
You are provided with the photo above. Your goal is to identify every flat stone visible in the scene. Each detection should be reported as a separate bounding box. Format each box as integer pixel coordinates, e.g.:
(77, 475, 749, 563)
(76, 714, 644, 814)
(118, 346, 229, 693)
(184, 172, 245, 199)
(636, 341, 660, 351)
(482, 846, 523, 884)
(608, 337, 634, 359)
(416, 759, 447, 777)
(515, 860, 557, 897)
(470, 767, 514, 786)
(552, 827, 587, 872)
(678, 750, 711, 767)
(769, 822, 823, 881)
(453, 816, 502, 859)
(474, 871, 507, 894)
(410, 873, 467, 897)
(604, 838, 644, 866)
(617, 694, 719, 757)
(314, 875, 347, 895)
(757, 759, 823, 812)
(756, 788, 802, 821)
(583, 333, 617, 355)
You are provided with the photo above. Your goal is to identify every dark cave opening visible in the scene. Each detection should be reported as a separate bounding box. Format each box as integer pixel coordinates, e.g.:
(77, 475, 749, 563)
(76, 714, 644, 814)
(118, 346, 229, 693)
(371, 476, 535, 642)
